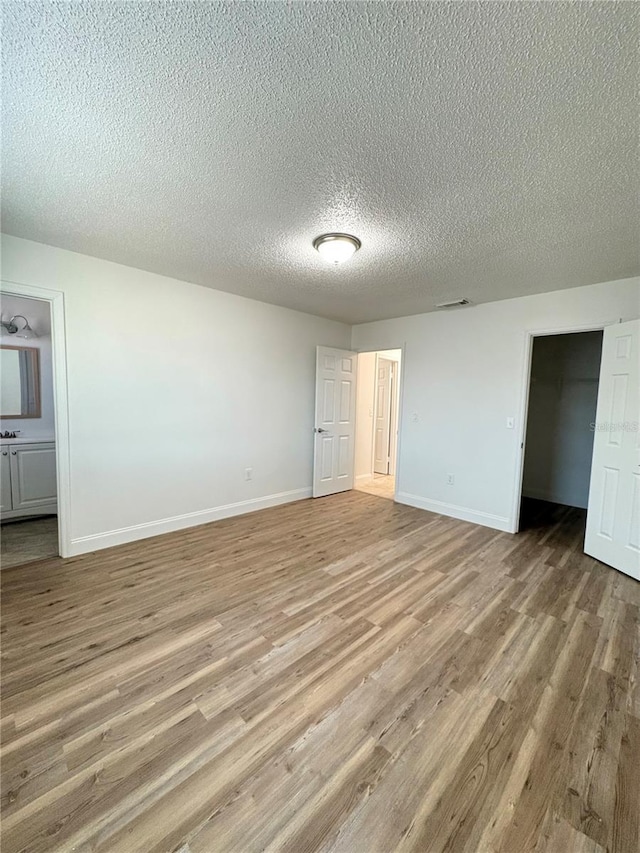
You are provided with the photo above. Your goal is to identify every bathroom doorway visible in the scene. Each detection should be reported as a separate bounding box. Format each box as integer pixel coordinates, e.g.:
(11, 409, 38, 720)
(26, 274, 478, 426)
(1, 286, 68, 566)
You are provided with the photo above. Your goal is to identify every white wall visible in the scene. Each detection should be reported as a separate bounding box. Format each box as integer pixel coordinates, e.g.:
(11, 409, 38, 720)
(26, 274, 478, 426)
(355, 351, 376, 479)
(351, 277, 640, 532)
(0, 293, 55, 439)
(522, 331, 602, 508)
(1, 234, 350, 554)
(2, 231, 637, 552)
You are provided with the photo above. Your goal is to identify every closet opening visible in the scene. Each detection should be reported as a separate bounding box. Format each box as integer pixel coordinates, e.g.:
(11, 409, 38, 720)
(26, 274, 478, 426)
(519, 330, 604, 532)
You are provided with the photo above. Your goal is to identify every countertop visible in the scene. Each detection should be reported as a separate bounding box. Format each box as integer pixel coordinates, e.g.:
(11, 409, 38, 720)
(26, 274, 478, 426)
(0, 437, 56, 445)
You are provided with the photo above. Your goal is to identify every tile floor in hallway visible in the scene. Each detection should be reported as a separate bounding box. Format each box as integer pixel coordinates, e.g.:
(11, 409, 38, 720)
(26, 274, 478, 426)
(354, 473, 395, 500)
(0, 516, 58, 569)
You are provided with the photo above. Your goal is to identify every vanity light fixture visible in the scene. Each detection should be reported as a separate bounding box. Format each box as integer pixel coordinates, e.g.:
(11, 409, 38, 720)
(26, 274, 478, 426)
(313, 233, 361, 264)
(0, 315, 38, 339)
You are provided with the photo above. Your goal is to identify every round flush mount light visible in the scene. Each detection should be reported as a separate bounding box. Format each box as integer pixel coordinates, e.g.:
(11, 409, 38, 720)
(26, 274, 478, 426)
(313, 233, 361, 264)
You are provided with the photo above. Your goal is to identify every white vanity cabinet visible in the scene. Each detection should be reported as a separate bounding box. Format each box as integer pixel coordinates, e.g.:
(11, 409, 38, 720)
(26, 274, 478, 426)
(0, 442, 57, 519)
(0, 451, 12, 512)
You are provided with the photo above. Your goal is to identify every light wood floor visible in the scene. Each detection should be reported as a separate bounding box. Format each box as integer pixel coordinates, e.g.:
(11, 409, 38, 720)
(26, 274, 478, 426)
(1, 493, 639, 853)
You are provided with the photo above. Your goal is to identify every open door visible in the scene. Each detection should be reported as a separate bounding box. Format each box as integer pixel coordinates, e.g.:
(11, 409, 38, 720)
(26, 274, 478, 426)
(313, 346, 357, 498)
(374, 357, 394, 474)
(585, 319, 640, 580)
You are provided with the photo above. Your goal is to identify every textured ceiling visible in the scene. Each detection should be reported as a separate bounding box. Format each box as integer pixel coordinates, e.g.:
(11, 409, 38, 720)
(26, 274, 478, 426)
(2, 1, 639, 324)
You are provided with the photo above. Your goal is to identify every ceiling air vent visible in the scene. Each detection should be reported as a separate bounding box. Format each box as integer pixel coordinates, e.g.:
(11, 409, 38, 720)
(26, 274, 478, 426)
(435, 298, 471, 309)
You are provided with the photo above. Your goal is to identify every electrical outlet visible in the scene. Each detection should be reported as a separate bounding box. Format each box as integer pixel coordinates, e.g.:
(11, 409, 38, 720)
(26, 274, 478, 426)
(506, 417, 515, 429)
(447, 473, 455, 486)
(244, 467, 253, 481)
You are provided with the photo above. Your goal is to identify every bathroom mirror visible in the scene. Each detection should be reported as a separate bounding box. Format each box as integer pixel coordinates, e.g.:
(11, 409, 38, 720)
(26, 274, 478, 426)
(0, 345, 41, 418)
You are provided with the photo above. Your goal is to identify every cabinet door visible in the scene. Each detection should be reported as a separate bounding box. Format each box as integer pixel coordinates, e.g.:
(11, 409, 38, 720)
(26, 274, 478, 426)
(9, 444, 57, 510)
(0, 451, 11, 511)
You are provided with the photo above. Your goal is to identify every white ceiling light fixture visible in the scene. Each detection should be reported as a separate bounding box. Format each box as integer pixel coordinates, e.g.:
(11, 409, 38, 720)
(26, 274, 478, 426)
(313, 233, 361, 265)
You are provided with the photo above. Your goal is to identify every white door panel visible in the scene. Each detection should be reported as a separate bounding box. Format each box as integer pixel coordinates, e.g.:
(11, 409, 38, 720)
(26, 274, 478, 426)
(585, 320, 640, 580)
(374, 357, 393, 475)
(313, 346, 357, 497)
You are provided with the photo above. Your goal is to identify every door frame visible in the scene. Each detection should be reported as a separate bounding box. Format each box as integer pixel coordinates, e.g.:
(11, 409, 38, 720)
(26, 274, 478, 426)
(510, 319, 618, 534)
(356, 345, 406, 501)
(1, 279, 72, 557)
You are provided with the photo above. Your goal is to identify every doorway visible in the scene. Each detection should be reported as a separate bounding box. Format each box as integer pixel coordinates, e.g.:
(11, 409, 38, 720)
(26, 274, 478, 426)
(519, 330, 603, 531)
(354, 349, 402, 501)
(1, 289, 66, 566)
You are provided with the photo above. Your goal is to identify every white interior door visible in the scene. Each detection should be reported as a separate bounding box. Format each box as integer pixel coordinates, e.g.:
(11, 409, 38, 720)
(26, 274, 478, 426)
(313, 346, 357, 498)
(374, 357, 393, 474)
(585, 319, 640, 579)
(389, 359, 400, 478)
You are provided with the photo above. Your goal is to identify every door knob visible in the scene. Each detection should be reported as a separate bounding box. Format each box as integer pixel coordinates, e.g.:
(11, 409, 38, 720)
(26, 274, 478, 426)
(11, 451, 17, 456)
(315, 427, 329, 433)
(2, 451, 7, 456)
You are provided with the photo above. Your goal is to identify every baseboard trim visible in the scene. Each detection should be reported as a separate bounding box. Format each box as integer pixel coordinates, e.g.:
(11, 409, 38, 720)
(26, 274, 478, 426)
(68, 487, 312, 556)
(395, 492, 512, 532)
(522, 488, 587, 510)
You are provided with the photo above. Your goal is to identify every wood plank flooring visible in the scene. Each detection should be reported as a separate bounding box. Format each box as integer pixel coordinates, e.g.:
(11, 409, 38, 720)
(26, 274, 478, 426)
(1, 492, 639, 852)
